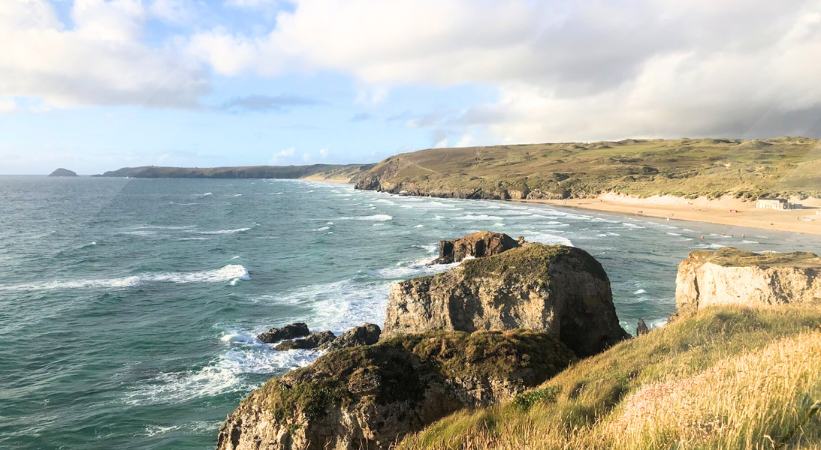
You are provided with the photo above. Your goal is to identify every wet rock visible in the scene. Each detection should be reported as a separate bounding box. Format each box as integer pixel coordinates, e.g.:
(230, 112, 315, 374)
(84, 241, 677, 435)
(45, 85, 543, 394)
(258, 322, 310, 344)
(275, 331, 336, 350)
(636, 319, 649, 336)
(324, 324, 381, 351)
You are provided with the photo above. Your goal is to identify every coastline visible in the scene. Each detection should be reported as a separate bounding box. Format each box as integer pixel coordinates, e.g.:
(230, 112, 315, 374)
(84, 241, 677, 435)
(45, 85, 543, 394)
(522, 194, 821, 236)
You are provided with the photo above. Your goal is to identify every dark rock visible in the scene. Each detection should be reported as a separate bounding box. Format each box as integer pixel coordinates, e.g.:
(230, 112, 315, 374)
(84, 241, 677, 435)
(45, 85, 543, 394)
(275, 331, 336, 350)
(258, 322, 310, 344)
(636, 319, 649, 336)
(324, 324, 381, 351)
(216, 330, 576, 450)
(48, 168, 77, 177)
(431, 231, 520, 264)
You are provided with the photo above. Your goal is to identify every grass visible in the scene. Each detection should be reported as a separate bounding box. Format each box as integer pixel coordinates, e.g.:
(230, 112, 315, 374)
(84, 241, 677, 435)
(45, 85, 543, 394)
(397, 305, 821, 449)
(356, 137, 821, 200)
(686, 247, 821, 269)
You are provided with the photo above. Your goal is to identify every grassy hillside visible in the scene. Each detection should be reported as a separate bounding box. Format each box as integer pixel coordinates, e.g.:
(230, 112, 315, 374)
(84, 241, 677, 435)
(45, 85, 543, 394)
(356, 137, 821, 200)
(398, 305, 821, 449)
(97, 163, 372, 180)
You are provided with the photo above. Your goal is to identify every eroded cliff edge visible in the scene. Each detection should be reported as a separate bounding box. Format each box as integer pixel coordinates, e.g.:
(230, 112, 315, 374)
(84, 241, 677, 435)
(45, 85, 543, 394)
(675, 247, 821, 316)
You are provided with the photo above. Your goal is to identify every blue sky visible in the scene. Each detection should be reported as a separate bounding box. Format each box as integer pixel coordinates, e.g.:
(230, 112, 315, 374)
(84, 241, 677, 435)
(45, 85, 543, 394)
(2, 0, 821, 174)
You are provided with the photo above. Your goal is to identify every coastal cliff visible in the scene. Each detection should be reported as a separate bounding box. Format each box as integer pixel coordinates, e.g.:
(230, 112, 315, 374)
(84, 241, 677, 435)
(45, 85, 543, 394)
(675, 247, 821, 316)
(98, 164, 372, 180)
(354, 137, 821, 200)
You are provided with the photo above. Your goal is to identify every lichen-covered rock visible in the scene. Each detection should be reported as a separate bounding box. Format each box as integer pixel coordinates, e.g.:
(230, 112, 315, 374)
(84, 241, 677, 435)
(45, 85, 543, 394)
(259, 322, 310, 344)
(384, 243, 628, 357)
(275, 331, 336, 350)
(432, 231, 520, 264)
(216, 330, 575, 450)
(324, 324, 380, 351)
(675, 247, 821, 317)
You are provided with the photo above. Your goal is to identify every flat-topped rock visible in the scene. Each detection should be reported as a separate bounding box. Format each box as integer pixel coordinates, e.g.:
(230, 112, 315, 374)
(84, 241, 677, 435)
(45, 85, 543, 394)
(324, 323, 381, 351)
(216, 330, 575, 450)
(675, 247, 821, 316)
(384, 243, 628, 357)
(432, 231, 520, 264)
(274, 331, 336, 350)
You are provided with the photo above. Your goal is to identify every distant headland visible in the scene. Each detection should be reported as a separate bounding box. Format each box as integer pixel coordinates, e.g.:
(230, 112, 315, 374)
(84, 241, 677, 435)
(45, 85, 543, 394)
(48, 168, 78, 177)
(96, 164, 371, 182)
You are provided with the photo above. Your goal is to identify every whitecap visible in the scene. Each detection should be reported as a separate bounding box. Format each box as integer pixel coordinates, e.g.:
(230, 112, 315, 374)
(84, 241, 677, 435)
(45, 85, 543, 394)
(523, 232, 573, 246)
(633, 289, 647, 295)
(453, 214, 504, 221)
(314, 226, 330, 231)
(196, 227, 251, 235)
(666, 232, 681, 236)
(337, 214, 392, 222)
(0, 265, 250, 292)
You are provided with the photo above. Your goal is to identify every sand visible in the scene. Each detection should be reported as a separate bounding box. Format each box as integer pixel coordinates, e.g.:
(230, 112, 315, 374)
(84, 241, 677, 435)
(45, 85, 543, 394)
(523, 194, 821, 236)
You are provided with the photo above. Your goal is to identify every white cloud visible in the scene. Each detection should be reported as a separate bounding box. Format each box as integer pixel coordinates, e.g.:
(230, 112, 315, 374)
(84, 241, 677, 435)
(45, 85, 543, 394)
(318, 148, 329, 158)
(224, 0, 281, 8)
(187, 0, 821, 140)
(0, 0, 206, 108)
(271, 147, 295, 163)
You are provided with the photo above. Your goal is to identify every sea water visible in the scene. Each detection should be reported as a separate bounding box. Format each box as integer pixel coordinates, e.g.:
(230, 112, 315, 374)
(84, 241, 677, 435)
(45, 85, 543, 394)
(0, 176, 818, 448)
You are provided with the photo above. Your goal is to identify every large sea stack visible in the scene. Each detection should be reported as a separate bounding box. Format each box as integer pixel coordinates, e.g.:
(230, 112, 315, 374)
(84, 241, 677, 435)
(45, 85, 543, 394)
(48, 168, 77, 177)
(384, 243, 629, 357)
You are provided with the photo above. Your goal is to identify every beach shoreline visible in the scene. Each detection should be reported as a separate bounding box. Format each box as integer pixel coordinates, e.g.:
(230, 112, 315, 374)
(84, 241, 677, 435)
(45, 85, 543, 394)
(522, 194, 821, 236)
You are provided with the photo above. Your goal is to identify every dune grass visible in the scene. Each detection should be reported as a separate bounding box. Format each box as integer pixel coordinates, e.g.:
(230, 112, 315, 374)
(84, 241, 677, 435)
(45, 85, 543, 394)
(397, 305, 821, 449)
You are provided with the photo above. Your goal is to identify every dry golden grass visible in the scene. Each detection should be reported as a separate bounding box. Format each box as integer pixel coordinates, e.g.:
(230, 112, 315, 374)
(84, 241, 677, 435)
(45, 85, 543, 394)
(398, 305, 821, 450)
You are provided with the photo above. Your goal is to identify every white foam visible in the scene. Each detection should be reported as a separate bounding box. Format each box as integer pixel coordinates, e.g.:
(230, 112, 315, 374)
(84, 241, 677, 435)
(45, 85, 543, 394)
(523, 232, 573, 246)
(314, 226, 330, 231)
(197, 192, 213, 197)
(0, 265, 250, 292)
(633, 289, 647, 295)
(337, 214, 393, 222)
(453, 214, 504, 221)
(666, 232, 681, 236)
(414, 224, 424, 228)
(196, 227, 251, 235)
(232, 194, 243, 197)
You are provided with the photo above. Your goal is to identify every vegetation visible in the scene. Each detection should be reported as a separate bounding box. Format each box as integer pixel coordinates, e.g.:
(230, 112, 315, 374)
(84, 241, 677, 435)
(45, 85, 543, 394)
(687, 247, 821, 269)
(97, 163, 372, 179)
(356, 137, 821, 200)
(397, 305, 821, 449)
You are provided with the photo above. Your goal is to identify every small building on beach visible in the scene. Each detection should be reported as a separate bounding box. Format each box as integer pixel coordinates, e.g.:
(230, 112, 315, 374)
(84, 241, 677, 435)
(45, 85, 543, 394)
(755, 198, 790, 210)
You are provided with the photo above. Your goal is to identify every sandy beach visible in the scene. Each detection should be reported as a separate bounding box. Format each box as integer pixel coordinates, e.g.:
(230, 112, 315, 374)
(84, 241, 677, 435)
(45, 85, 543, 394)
(524, 194, 821, 236)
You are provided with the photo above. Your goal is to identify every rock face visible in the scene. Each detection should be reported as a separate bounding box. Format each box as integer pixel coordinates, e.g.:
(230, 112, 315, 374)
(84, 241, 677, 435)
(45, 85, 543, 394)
(384, 243, 629, 357)
(259, 323, 310, 344)
(432, 231, 520, 264)
(216, 330, 575, 450)
(275, 331, 336, 350)
(325, 324, 381, 351)
(48, 168, 77, 177)
(675, 247, 821, 316)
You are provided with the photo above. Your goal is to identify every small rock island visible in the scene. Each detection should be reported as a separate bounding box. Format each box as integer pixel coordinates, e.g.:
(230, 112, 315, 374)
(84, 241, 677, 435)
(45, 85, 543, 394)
(48, 168, 78, 177)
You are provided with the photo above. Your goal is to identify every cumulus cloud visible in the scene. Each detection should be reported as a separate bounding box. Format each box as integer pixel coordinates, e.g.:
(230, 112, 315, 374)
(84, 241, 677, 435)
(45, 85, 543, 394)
(0, 0, 206, 108)
(187, 0, 821, 140)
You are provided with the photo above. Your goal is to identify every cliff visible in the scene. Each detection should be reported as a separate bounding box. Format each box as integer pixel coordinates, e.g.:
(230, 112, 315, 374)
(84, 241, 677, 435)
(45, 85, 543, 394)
(384, 243, 628, 357)
(97, 163, 372, 180)
(216, 330, 575, 450)
(354, 137, 821, 200)
(675, 247, 821, 316)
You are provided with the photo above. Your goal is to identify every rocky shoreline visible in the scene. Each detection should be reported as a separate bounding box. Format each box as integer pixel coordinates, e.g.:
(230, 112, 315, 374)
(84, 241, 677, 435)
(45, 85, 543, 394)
(215, 233, 820, 450)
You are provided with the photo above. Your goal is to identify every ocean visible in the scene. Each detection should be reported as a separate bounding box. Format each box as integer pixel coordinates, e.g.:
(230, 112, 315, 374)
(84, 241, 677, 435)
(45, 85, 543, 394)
(1, 176, 818, 449)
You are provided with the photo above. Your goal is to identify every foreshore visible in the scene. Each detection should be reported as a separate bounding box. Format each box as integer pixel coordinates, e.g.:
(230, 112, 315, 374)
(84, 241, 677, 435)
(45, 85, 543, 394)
(524, 194, 821, 236)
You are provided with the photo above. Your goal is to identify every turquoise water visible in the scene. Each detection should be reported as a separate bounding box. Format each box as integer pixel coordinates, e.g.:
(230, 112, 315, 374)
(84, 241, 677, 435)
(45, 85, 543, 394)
(1, 176, 818, 449)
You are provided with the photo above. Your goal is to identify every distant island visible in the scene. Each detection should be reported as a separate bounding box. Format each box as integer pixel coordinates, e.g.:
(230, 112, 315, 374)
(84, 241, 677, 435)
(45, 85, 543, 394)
(97, 164, 371, 182)
(48, 168, 78, 177)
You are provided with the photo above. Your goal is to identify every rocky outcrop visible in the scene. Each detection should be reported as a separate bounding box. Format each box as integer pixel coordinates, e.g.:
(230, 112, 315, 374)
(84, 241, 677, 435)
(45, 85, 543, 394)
(325, 324, 381, 351)
(275, 331, 336, 350)
(636, 319, 649, 336)
(384, 243, 629, 357)
(48, 168, 77, 177)
(675, 247, 821, 316)
(258, 323, 310, 344)
(216, 330, 575, 450)
(432, 231, 520, 264)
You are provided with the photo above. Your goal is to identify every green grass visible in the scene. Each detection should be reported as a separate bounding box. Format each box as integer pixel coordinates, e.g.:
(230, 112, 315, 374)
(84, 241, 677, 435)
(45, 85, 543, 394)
(685, 247, 821, 269)
(356, 137, 821, 200)
(398, 305, 821, 449)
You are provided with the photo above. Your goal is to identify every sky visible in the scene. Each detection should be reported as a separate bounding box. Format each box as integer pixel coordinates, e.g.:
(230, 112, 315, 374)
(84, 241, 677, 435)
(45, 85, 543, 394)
(1, 0, 821, 174)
